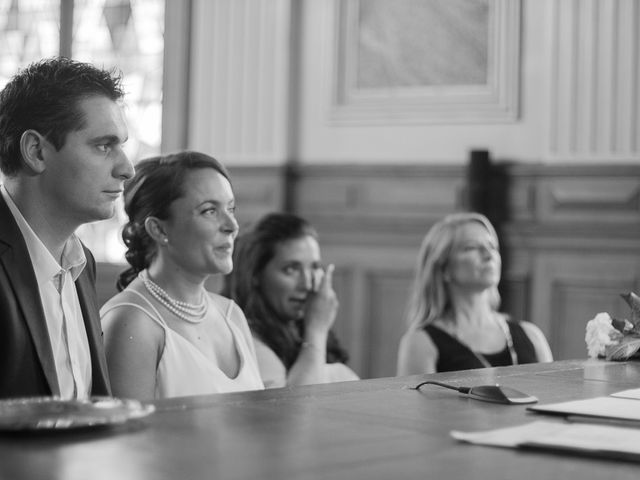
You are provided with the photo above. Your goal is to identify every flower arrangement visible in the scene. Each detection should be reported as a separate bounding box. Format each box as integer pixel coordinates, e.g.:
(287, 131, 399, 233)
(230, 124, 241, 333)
(585, 292, 640, 361)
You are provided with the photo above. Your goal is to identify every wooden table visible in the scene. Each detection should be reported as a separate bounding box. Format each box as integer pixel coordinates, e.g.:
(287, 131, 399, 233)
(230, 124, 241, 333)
(2, 359, 640, 480)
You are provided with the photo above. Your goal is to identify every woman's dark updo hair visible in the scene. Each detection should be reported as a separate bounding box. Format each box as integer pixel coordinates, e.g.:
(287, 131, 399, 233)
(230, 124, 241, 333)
(117, 151, 231, 291)
(224, 212, 349, 369)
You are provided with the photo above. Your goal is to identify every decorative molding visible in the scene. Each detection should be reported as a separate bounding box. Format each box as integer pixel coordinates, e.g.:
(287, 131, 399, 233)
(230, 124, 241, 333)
(548, 0, 640, 160)
(188, 0, 292, 163)
(161, 0, 192, 152)
(329, 0, 521, 125)
(550, 281, 630, 359)
(295, 163, 466, 245)
(225, 161, 640, 245)
(227, 165, 286, 226)
(540, 178, 640, 222)
(500, 276, 530, 323)
(363, 270, 413, 378)
(532, 253, 640, 357)
(504, 175, 537, 221)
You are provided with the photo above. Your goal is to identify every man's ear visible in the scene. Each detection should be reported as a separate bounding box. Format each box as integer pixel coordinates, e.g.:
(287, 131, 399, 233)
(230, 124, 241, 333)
(19, 130, 47, 174)
(144, 216, 169, 246)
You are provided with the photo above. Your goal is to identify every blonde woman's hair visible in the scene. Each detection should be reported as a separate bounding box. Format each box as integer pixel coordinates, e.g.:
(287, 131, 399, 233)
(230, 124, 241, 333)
(405, 212, 501, 330)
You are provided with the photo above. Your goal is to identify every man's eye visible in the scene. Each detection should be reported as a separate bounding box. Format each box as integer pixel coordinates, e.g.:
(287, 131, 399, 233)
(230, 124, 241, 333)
(96, 144, 112, 153)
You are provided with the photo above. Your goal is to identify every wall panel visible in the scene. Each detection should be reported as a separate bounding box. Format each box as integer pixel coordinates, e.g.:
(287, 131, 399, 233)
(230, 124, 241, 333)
(301, 162, 640, 376)
(532, 254, 640, 359)
(364, 271, 414, 379)
(549, 0, 640, 161)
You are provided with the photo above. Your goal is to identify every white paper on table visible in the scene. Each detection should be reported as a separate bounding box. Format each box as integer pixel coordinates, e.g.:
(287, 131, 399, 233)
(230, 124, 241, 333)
(452, 420, 640, 457)
(451, 421, 567, 447)
(611, 388, 640, 400)
(528, 396, 640, 422)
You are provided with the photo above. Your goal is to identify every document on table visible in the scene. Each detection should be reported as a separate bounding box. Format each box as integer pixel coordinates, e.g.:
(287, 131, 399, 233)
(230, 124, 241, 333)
(452, 420, 640, 461)
(452, 389, 640, 460)
(610, 388, 640, 400)
(527, 392, 640, 424)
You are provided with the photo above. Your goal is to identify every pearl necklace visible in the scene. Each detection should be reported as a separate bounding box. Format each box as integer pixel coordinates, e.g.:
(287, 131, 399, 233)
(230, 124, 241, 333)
(139, 270, 208, 324)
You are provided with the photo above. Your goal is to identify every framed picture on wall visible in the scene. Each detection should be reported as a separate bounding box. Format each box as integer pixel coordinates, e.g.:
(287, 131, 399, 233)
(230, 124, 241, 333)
(331, 0, 521, 124)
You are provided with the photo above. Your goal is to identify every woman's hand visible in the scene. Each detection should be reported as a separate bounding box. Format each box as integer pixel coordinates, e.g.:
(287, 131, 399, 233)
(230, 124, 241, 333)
(304, 264, 338, 339)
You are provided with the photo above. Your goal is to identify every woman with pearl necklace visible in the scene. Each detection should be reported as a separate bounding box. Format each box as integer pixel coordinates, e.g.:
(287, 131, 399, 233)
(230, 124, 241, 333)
(100, 151, 264, 399)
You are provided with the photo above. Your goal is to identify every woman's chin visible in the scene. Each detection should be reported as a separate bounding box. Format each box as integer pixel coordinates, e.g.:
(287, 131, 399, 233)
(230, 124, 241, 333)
(216, 261, 234, 276)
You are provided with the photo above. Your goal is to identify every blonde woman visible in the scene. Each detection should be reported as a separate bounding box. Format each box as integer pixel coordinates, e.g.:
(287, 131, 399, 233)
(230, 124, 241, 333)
(397, 213, 552, 375)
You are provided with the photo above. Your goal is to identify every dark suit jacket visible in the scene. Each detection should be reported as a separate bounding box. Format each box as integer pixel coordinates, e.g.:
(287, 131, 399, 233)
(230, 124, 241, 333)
(0, 193, 111, 398)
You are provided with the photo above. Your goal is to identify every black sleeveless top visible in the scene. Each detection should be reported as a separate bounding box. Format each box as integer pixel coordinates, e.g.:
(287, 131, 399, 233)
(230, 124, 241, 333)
(424, 320, 538, 373)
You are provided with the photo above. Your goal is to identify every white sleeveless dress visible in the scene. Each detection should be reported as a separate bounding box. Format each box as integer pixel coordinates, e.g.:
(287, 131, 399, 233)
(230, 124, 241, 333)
(100, 290, 264, 398)
(252, 337, 359, 388)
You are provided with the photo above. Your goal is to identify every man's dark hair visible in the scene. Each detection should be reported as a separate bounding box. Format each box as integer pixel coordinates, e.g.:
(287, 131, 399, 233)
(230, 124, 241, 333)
(0, 56, 124, 176)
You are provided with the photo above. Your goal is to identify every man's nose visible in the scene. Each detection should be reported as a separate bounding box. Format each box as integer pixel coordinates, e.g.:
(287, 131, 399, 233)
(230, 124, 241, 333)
(115, 150, 135, 180)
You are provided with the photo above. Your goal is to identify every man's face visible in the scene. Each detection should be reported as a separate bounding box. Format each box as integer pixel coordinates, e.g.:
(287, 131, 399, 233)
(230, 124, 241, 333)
(39, 95, 133, 228)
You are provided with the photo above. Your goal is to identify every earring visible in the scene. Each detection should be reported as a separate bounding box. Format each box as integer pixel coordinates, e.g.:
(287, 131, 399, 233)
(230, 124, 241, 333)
(163, 237, 169, 244)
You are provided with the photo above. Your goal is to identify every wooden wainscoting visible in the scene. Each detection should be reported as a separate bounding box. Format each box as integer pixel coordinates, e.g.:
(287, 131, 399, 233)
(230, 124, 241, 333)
(227, 165, 288, 228)
(295, 163, 640, 378)
(503, 164, 640, 361)
(296, 164, 467, 378)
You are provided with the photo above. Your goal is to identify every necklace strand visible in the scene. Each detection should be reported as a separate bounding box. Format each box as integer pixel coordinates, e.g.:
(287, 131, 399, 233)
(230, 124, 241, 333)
(474, 315, 518, 367)
(496, 315, 518, 366)
(139, 270, 208, 324)
(446, 314, 518, 367)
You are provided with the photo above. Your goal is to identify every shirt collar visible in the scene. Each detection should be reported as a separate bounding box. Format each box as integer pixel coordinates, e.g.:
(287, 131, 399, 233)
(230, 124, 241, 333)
(0, 184, 86, 283)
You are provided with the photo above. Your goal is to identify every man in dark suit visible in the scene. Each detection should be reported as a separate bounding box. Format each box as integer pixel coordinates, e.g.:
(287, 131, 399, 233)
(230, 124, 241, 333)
(0, 57, 135, 399)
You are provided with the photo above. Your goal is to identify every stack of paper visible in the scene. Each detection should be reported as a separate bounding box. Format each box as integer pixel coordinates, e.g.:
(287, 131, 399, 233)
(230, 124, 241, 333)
(527, 396, 640, 425)
(451, 388, 640, 460)
(452, 420, 640, 460)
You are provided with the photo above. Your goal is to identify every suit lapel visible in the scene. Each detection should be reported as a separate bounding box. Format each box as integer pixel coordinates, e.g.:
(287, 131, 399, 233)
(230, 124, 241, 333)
(0, 195, 60, 395)
(76, 251, 111, 396)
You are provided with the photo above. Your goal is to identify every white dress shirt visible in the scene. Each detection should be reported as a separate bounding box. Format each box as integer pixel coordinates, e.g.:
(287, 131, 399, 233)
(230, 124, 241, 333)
(1, 185, 91, 399)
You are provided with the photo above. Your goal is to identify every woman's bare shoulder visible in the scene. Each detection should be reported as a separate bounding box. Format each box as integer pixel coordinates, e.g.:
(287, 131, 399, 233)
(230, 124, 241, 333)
(518, 321, 553, 362)
(101, 289, 165, 344)
(397, 327, 438, 375)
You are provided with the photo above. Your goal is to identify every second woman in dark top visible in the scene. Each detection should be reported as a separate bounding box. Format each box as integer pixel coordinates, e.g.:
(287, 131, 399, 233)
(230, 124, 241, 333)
(397, 212, 552, 374)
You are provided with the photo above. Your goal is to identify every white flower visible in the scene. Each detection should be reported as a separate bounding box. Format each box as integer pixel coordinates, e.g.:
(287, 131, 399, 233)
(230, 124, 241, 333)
(585, 312, 623, 358)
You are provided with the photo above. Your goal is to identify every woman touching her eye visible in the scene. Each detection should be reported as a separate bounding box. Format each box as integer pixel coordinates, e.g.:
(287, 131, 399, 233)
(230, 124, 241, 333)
(397, 212, 553, 375)
(224, 212, 359, 388)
